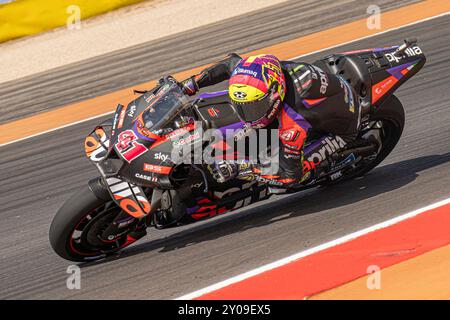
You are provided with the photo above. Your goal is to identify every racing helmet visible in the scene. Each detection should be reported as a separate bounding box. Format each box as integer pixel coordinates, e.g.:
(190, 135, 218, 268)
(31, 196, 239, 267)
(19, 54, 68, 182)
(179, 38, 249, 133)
(229, 54, 286, 128)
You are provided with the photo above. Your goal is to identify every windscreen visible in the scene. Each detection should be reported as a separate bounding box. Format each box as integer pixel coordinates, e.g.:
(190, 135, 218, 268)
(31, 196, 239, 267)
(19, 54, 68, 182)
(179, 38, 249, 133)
(140, 82, 188, 130)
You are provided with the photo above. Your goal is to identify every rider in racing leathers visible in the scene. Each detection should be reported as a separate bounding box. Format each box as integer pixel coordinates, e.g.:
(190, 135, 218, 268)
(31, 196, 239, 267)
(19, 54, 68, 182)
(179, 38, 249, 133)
(179, 53, 362, 189)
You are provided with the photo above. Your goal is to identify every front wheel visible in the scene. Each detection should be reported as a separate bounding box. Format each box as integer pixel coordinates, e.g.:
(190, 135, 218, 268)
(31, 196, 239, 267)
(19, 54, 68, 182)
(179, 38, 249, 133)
(49, 183, 141, 262)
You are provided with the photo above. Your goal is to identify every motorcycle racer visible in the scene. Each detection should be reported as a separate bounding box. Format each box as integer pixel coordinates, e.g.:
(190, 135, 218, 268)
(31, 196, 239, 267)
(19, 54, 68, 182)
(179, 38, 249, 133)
(180, 53, 362, 189)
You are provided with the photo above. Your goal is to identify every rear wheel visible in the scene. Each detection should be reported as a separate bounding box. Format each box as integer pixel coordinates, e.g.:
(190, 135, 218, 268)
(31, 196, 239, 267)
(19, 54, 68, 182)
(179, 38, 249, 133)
(49, 184, 140, 262)
(329, 95, 405, 182)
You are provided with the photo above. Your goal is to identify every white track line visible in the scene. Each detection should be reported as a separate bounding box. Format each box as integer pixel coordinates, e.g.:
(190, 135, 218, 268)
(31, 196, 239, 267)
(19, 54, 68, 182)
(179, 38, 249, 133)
(0, 111, 114, 147)
(291, 11, 450, 60)
(1, 11, 448, 148)
(176, 197, 450, 300)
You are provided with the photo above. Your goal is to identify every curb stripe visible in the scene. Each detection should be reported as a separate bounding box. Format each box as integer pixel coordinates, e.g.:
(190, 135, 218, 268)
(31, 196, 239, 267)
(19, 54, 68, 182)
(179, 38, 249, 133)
(311, 244, 450, 299)
(176, 197, 450, 300)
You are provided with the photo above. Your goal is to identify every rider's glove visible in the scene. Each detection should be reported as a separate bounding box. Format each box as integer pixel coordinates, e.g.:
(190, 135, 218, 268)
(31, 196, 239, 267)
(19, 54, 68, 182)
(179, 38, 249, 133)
(180, 76, 199, 96)
(209, 160, 239, 183)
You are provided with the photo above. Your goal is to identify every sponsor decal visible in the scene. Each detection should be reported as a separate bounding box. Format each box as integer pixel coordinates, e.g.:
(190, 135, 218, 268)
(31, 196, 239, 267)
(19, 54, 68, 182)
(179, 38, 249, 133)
(257, 176, 284, 187)
(280, 129, 298, 142)
(385, 46, 422, 63)
(105, 177, 150, 218)
(111, 110, 119, 136)
(234, 67, 258, 78)
(233, 91, 247, 99)
(143, 163, 171, 174)
(144, 83, 170, 108)
(374, 78, 394, 95)
(307, 136, 347, 167)
(135, 173, 158, 182)
(207, 107, 221, 118)
(330, 171, 343, 181)
(313, 66, 329, 94)
(338, 76, 355, 113)
(266, 98, 281, 120)
(153, 152, 169, 162)
(172, 132, 201, 147)
(165, 123, 195, 140)
(127, 105, 137, 117)
(85, 127, 110, 162)
(284, 152, 302, 160)
(115, 130, 148, 162)
(372, 76, 397, 103)
(117, 108, 127, 129)
(283, 143, 301, 152)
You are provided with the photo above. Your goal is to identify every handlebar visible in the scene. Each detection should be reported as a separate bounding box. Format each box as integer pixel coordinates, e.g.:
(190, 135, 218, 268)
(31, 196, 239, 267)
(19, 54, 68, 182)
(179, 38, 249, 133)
(394, 38, 418, 55)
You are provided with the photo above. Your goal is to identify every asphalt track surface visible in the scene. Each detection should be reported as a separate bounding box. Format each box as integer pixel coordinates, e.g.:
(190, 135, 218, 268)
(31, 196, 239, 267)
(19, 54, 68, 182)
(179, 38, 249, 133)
(1, 4, 450, 299)
(0, 0, 418, 124)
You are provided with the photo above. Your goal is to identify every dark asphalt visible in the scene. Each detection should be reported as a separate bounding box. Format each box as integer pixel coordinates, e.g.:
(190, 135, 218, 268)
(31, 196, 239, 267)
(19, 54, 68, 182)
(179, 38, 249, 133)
(1, 4, 449, 299)
(0, 0, 419, 124)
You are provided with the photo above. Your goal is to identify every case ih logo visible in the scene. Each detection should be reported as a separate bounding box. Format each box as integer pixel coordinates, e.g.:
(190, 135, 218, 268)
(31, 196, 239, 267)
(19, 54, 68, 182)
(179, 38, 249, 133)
(115, 130, 147, 162)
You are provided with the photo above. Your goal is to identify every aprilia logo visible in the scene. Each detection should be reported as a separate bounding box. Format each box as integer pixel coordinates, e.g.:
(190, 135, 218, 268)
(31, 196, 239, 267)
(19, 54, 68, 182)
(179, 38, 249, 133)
(307, 136, 347, 165)
(385, 46, 422, 63)
(313, 66, 329, 94)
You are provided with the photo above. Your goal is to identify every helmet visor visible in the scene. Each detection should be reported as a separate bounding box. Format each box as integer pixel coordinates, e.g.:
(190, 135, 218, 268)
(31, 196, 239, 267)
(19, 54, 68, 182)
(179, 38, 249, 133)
(233, 96, 272, 122)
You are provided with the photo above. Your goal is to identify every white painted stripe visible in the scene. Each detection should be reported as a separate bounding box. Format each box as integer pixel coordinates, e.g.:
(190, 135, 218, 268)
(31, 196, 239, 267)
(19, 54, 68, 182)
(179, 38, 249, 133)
(291, 12, 450, 60)
(0, 111, 114, 148)
(176, 197, 450, 300)
(1, 11, 448, 149)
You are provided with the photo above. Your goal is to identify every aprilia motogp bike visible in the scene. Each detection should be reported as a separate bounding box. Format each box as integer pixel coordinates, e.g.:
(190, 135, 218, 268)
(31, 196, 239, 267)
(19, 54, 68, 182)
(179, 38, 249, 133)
(50, 39, 425, 261)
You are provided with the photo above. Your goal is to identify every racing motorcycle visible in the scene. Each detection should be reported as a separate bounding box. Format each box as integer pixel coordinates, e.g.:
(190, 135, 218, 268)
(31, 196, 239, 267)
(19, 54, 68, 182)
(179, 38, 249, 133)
(50, 39, 426, 261)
